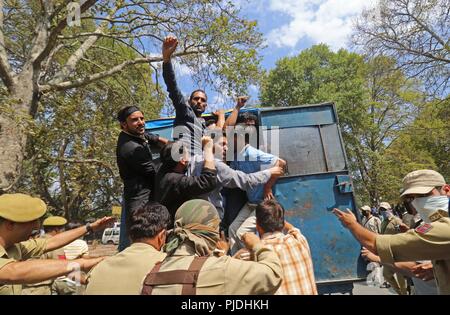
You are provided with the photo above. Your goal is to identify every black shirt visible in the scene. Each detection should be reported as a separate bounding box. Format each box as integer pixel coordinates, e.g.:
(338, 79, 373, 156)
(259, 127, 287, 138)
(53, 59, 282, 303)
(116, 131, 159, 203)
(163, 61, 205, 154)
(154, 166, 217, 220)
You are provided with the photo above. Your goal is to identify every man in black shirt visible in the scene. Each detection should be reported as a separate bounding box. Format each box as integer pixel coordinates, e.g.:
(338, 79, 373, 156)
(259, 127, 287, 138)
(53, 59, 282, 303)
(162, 35, 207, 155)
(116, 106, 168, 250)
(154, 138, 217, 221)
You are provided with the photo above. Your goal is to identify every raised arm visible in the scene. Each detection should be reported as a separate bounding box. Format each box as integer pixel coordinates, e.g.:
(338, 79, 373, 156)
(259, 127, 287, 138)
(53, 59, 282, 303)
(333, 208, 378, 253)
(162, 36, 187, 115)
(45, 217, 114, 252)
(213, 109, 226, 129)
(224, 96, 248, 128)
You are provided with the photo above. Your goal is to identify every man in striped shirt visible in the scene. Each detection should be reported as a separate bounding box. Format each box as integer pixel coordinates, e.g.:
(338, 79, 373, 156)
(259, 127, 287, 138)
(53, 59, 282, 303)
(255, 200, 317, 295)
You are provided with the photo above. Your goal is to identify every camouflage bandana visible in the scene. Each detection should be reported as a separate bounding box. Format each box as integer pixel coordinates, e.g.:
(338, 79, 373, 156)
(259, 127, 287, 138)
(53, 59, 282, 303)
(164, 199, 220, 256)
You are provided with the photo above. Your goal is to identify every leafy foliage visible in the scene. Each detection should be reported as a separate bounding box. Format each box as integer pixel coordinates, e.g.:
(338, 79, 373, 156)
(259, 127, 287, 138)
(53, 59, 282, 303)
(259, 45, 433, 205)
(16, 38, 162, 221)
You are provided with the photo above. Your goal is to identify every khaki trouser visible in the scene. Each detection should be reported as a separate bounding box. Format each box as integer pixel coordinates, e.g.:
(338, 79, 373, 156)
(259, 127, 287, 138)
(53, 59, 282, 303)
(228, 203, 257, 255)
(383, 266, 409, 295)
(51, 278, 85, 295)
(21, 284, 52, 295)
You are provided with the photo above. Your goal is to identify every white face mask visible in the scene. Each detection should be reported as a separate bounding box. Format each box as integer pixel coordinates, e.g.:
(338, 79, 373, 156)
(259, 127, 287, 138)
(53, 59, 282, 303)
(411, 196, 449, 223)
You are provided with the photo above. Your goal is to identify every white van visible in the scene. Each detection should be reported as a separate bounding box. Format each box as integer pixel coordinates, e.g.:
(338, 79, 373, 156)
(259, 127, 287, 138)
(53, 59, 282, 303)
(102, 227, 120, 245)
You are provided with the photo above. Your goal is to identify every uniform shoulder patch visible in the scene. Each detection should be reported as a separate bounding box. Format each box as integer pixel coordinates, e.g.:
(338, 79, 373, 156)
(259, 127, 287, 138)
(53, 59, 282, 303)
(415, 223, 433, 234)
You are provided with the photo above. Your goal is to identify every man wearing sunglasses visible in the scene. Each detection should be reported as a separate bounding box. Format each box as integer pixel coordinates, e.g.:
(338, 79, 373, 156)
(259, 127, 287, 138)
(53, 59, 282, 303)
(333, 169, 450, 294)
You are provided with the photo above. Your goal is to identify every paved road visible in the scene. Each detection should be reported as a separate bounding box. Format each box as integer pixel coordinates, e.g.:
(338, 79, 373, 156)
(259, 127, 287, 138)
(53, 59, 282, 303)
(352, 282, 396, 295)
(88, 243, 118, 257)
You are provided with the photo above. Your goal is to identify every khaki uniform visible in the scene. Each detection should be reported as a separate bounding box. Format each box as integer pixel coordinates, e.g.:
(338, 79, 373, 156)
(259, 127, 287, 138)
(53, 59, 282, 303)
(381, 216, 403, 235)
(51, 277, 84, 295)
(380, 215, 408, 295)
(376, 215, 450, 295)
(21, 234, 66, 295)
(402, 213, 416, 228)
(0, 238, 48, 295)
(149, 243, 282, 295)
(85, 243, 166, 295)
(362, 216, 381, 233)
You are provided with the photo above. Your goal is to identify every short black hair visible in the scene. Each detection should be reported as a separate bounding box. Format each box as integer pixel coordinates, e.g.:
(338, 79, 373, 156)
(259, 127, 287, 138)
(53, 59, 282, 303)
(67, 222, 83, 229)
(235, 122, 257, 145)
(129, 202, 171, 241)
(205, 118, 217, 127)
(159, 141, 187, 170)
(117, 106, 141, 123)
(256, 200, 285, 233)
(43, 226, 64, 233)
(189, 89, 207, 102)
(238, 112, 258, 124)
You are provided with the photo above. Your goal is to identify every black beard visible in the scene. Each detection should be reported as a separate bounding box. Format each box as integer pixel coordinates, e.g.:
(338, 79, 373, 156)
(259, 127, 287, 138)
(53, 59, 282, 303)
(192, 104, 204, 116)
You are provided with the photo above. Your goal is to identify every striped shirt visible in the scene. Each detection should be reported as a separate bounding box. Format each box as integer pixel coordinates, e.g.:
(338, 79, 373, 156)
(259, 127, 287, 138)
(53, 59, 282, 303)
(261, 229, 317, 295)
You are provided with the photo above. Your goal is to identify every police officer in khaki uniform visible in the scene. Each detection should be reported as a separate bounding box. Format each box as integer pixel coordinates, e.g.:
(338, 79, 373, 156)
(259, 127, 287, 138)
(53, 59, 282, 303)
(0, 193, 114, 295)
(140, 199, 282, 295)
(22, 216, 68, 295)
(377, 201, 409, 295)
(360, 205, 381, 233)
(379, 202, 403, 234)
(333, 170, 450, 295)
(85, 202, 171, 295)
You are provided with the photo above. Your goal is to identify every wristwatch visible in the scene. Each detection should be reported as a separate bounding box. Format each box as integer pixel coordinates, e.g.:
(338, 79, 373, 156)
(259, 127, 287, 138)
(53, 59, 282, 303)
(85, 222, 93, 234)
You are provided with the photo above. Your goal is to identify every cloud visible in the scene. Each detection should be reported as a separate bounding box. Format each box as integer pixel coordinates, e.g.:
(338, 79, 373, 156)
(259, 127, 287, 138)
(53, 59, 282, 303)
(265, 0, 377, 50)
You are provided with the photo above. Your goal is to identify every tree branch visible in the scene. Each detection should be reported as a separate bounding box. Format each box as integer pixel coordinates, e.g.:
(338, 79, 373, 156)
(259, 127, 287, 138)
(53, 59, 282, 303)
(55, 158, 117, 179)
(405, 2, 448, 49)
(49, 9, 119, 85)
(31, 0, 98, 69)
(0, 0, 15, 91)
(40, 50, 204, 92)
(57, 139, 70, 218)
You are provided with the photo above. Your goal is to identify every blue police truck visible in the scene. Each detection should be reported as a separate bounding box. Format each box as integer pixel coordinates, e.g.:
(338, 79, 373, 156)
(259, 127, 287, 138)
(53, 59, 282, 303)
(146, 102, 366, 294)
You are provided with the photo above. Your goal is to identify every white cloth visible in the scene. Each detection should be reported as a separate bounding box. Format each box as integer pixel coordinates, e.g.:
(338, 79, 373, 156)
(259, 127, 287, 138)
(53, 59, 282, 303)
(63, 239, 89, 259)
(228, 203, 257, 255)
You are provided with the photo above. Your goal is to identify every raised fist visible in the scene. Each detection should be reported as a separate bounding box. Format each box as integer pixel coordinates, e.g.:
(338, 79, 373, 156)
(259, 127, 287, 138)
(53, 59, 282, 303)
(162, 35, 178, 62)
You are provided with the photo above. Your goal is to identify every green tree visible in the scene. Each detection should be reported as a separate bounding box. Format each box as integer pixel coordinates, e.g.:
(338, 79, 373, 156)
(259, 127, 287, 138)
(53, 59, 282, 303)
(0, 0, 263, 192)
(15, 37, 162, 221)
(381, 97, 449, 203)
(260, 46, 423, 205)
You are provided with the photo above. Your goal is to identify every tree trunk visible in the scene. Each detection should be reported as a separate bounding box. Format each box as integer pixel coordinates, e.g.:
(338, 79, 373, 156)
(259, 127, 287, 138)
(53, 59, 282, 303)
(0, 114, 28, 192)
(0, 72, 36, 192)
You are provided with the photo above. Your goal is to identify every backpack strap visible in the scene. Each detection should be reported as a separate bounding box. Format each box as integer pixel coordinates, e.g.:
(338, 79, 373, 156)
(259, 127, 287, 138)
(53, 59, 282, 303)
(141, 261, 163, 295)
(181, 256, 208, 295)
(141, 256, 209, 295)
